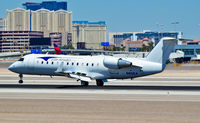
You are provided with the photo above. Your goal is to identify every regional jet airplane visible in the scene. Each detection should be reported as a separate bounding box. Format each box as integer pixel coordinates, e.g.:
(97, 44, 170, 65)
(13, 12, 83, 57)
(8, 37, 177, 86)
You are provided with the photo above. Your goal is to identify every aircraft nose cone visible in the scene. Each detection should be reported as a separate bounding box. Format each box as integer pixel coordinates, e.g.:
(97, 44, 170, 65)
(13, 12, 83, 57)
(8, 64, 15, 72)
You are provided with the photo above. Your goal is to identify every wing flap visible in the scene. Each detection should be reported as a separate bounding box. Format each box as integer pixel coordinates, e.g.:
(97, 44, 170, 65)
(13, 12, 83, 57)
(54, 65, 92, 81)
(69, 74, 92, 82)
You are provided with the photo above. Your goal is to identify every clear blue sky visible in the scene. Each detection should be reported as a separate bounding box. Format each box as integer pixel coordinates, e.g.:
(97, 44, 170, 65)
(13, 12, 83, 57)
(1, 0, 200, 39)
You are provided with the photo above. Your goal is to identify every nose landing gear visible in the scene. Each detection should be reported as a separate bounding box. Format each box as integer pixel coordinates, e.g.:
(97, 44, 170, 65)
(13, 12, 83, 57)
(19, 74, 23, 84)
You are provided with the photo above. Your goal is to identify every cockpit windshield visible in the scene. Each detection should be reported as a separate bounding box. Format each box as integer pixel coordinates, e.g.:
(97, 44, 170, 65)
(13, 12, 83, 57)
(18, 58, 24, 61)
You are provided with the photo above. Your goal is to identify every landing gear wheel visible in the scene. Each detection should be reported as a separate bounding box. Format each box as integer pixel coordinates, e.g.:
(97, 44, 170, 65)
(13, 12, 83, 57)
(19, 80, 23, 84)
(96, 80, 104, 86)
(19, 74, 23, 84)
(81, 81, 89, 86)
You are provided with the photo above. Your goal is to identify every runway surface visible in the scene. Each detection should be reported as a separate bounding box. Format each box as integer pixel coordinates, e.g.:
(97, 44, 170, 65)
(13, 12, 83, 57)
(1, 62, 200, 123)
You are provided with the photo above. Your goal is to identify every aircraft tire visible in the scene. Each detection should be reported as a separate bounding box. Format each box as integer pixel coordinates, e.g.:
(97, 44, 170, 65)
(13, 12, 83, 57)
(19, 80, 23, 84)
(81, 81, 89, 86)
(96, 80, 104, 86)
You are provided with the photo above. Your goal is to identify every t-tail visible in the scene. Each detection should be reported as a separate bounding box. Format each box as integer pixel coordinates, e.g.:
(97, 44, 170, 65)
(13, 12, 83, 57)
(54, 43, 62, 55)
(146, 37, 177, 70)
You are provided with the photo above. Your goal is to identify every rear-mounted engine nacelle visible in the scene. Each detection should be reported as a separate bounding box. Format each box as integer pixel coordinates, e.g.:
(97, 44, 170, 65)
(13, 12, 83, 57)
(103, 57, 132, 69)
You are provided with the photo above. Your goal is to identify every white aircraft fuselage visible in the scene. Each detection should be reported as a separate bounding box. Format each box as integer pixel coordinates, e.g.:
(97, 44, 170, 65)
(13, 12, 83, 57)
(9, 54, 162, 79)
(8, 37, 177, 86)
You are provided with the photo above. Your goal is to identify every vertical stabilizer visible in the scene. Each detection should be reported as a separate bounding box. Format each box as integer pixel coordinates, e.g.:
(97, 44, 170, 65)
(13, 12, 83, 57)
(54, 43, 62, 55)
(146, 37, 177, 69)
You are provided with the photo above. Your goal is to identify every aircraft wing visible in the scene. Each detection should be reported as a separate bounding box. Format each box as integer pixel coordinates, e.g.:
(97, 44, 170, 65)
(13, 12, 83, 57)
(69, 74, 92, 82)
(55, 62, 92, 82)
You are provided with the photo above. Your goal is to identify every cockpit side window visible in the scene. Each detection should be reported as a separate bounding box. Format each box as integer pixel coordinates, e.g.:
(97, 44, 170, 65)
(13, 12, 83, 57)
(18, 58, 24, 61)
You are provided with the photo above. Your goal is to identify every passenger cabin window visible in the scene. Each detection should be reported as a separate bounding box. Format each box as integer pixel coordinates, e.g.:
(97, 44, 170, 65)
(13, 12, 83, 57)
(18, 58, 24, 61)
(47, 62, 48, 64)
(72, 63, 74, 65)
(67, 62, 69, 65)
(41, 61, 44, 64)
(77, 63, 79, 66)
(86, 63, 89, 66)
(52, 62, 53, 65)
(92, 63, 94, 66)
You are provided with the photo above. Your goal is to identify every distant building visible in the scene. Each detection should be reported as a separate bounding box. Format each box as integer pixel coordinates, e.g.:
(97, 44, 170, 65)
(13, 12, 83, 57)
(186, 39, 200, 45)
(7, 8, 72, 32)
(7, 8, 72, 46)
(134, 30, 182, 45)
(49, 32, 72, 47)
(174, 39, 200, 60)
(121, 40, 143, 51)
(109, 31, 182, 47)
(174, 44, 200, 62)
(72, 21, 107, 49)
(49, 32, 62, 47)
(121, 38, 152, 51)
(23, 1, 67, 11)
(31, 9, 72, 34)
(0, 18, 7, 31)
(109, 32, 134, 47)
(0, 31, 43, 52)
(7, 8, 31, 31)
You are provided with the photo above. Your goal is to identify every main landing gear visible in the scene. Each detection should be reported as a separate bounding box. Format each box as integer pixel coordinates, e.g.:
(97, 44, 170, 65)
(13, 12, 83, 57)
(19, 74, 23, 84)
(96, 80, 104, 86)
(81, 81, 89, 86)
(81, 80, 104, 86)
